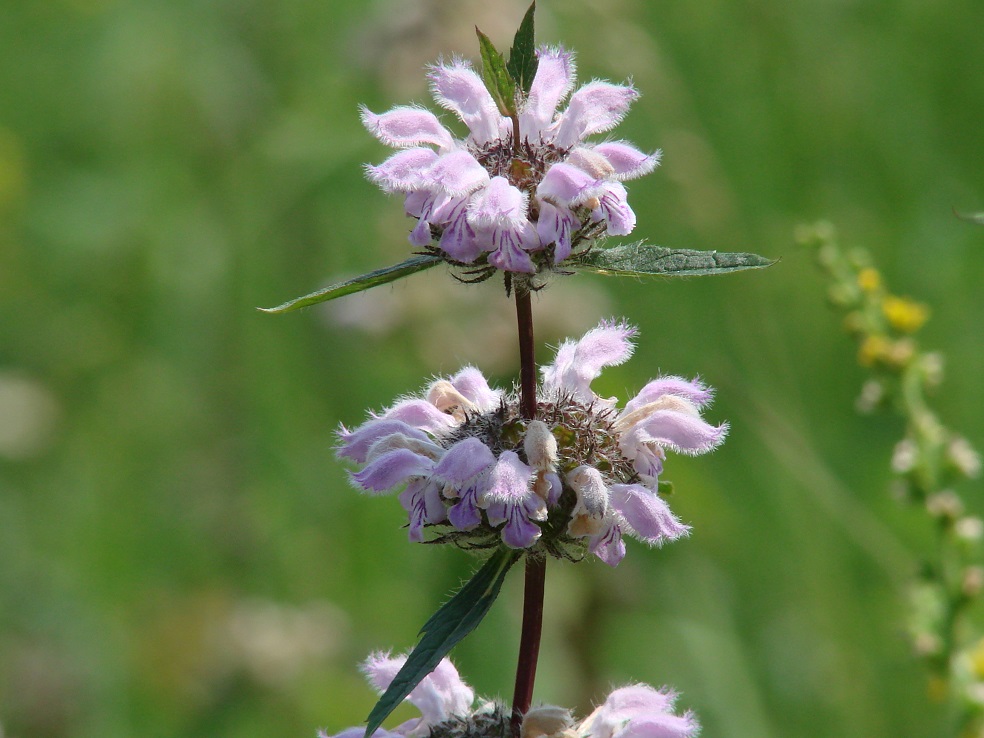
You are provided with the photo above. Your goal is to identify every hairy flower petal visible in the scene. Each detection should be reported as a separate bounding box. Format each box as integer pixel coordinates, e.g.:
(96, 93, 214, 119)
(429, 59, 505, 145)
(588, 522, 625, 567)
(438, 198, 483, 262)
(536, 200, 579, 262)
(450, 366, 501, 411)
(622, 413, 728, 456)
(362, 652, 474, 726)
(487, 221, 539, 274)
(483, 450, 535, 504)
(609, 484, 689, 544)
(360, 105, 454, 150)
(622, 377, 714, 415)
(380, 399, 457, 433)
(582, 685, 698, 738)
(592, 142, 661, 181)
(592, 182, 636, 236)
(427, 150, 490, 196)
(542, 320, 637, 403)
(448, 482, 483, 530)
(433, 437, 496, 483)
(520, 46, 577, 140)
(352, 448, 434, 493)
(400, 479, 445, 541)
(336, 419, 431, 463)
(468, 177, 529, 228)
(365, 148, 439, 193)
(537, 162, 603, 206)
(551, 82, 639, 149)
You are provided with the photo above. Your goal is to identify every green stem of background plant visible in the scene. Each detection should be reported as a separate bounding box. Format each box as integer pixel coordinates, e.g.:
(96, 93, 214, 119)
(510, 289, 545, 737)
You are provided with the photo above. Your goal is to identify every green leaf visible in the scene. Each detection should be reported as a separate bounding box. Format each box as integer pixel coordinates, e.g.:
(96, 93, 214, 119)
(476, 28, 517, 116)
(364, 548, 521, 738)
(506, 3, 538, 94)
(575, 241, 776, 278)
(258, 254, 442, 314)
(955, 209, 984, 225)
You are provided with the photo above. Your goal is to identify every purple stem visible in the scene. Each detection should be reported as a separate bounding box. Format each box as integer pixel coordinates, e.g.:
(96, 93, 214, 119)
(511, 289, 545, 736)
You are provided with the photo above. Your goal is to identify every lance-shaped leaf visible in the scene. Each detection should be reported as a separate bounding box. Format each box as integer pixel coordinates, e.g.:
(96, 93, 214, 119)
(259, 254, 442, 314)
(574, 241, 776, 278)
(506, 3, 538, 94)
(364, 548, 521, 738)
(477, 28, 517, 117)
(955, 209, 984, 225)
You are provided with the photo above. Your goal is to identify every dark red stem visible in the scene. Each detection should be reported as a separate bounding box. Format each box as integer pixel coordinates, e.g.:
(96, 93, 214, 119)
(511, 556, 546, 735)
(515, 290, 537, 420)
(510, 288, 544, 736)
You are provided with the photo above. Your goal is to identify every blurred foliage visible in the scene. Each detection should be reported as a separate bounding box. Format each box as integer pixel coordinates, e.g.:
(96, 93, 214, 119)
(0, 1, 982, 737)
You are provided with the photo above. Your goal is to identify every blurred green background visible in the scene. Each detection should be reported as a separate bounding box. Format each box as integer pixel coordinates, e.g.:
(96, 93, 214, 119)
(1, 0, 982, 736)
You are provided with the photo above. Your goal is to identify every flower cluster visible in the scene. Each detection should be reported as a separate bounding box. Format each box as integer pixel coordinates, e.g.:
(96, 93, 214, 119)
(321, 653, 699, 738)
(361, 47, 659, 274)
(337, 320, 726, 566)
(802, 221, 984, 731)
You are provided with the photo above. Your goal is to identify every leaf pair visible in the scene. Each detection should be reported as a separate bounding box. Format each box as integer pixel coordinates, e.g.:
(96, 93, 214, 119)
(259, 243, 775, 314)
(476, 2, 537, 117)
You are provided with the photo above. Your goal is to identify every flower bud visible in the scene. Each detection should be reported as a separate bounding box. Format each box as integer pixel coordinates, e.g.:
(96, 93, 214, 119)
(963, 566, 984, 598)
(956, 517, 984, 542)
(948, 437, 982, 479)
(891, 439, 918, 474)
(925, 490, 964, 520)
(567, 465, 609, 537)
(524, 420, 558, 471)
(521, 705, 574, 738)
(427, 380, 478, 421)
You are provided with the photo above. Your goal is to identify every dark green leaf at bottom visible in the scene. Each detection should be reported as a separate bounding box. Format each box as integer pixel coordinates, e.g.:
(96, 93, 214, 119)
(364, 548, 521, 738)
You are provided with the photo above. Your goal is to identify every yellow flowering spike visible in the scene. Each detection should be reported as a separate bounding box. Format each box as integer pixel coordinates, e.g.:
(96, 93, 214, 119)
(883, 295, 929, 333)
(859, 334, 891, 367)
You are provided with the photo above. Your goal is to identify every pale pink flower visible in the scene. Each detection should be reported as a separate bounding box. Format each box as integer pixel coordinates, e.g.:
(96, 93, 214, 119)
(337, 321, 724, 565)
(362, 48, 659, 273)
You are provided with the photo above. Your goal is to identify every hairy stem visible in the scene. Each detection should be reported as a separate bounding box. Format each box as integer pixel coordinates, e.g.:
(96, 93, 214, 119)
(515, 289, 537, 420)
(511, 288, 544, 737)
(511, 556, 546, 735)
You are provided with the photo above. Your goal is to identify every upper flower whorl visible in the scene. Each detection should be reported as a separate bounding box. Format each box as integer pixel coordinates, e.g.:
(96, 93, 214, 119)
(362, 47, 660, 275)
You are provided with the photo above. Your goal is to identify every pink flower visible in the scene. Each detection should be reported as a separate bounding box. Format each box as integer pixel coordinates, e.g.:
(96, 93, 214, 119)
(362, 48, 659, 273)
(337, 321, 725, 565)
(578, 684, 700, 738)
(321, 652, 475, 738)
(542, 320, 727, 566)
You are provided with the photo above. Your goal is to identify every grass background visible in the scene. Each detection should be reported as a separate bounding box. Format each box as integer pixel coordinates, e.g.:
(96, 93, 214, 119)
(1, 0, 982, 736)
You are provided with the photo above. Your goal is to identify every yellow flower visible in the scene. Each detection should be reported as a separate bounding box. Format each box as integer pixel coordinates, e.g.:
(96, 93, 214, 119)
(859, 334, 890, 367)
(857, 267, 881, 293)
(883, 295, 929, 333)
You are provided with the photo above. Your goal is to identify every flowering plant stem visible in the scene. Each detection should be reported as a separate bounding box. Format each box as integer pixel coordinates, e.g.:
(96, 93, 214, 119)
(515, 290, 537, 421)
(510, 288, 546, 736)
(512, 556, 546, 735)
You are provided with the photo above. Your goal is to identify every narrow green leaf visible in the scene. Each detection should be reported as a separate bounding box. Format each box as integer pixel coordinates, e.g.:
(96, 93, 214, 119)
(575, 241, 776, 278)
(476, 28, 517, 116)
(955, 209, 984, 225)
(506, 2, 538, 94)
(364, 549, 521, 738)
(259, 254, 442, 314)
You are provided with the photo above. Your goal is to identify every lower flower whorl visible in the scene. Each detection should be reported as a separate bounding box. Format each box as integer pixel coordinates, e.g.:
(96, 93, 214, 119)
(337, 321, 726, 566)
